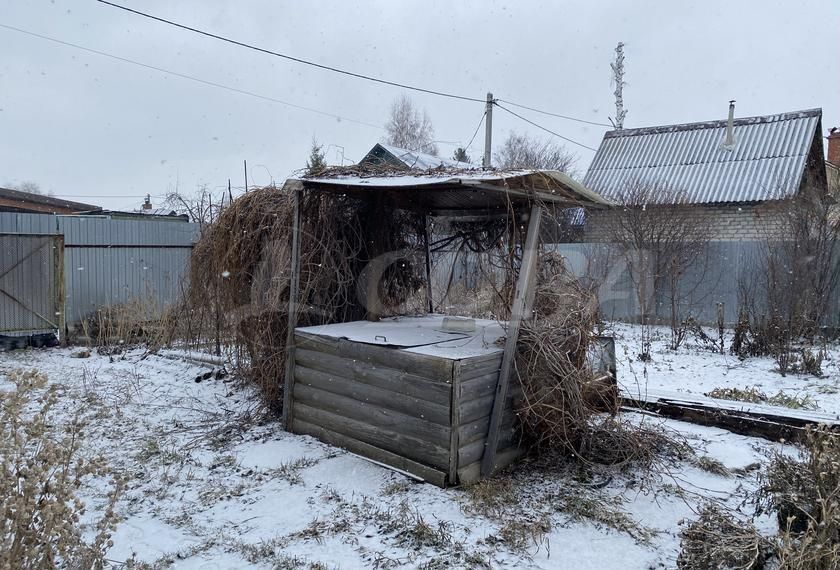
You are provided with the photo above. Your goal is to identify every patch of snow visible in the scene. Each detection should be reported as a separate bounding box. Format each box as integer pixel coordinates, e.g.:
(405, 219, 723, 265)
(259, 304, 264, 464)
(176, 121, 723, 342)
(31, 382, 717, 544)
(611, 322, 840, 416)
(0, 333, 821, 568)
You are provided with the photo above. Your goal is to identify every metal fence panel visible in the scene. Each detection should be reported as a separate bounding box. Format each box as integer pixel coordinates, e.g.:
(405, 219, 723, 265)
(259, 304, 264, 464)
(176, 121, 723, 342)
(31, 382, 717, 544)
(0, 233, 63, 335)
(553, 241, 839, 327)
(0, 213, 197, 328)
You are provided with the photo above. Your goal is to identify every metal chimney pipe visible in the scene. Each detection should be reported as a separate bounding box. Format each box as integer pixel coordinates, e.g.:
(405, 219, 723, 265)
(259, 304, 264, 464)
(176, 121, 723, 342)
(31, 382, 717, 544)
(723, 100, 736, 149)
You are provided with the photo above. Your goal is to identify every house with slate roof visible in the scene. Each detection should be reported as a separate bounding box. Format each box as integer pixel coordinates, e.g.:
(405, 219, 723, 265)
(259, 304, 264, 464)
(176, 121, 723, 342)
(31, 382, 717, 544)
(581, 106, 828, 241)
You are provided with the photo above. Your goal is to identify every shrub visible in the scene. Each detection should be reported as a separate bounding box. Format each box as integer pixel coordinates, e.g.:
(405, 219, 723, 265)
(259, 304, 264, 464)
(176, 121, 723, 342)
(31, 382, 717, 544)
(755, 426, 840, 569)
(0, 370, 124, 569)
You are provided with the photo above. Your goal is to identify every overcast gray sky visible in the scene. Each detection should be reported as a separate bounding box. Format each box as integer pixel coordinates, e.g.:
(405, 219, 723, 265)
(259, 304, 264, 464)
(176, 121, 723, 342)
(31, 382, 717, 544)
(1, 0, 838, 210)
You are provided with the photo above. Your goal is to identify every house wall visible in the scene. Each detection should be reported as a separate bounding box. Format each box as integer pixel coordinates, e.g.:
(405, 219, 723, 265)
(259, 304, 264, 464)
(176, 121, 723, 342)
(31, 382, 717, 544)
(582, 202, 787, 243)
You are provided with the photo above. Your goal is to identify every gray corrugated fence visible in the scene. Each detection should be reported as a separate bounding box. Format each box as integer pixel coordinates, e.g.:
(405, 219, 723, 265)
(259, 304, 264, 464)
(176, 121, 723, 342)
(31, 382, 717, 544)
(0, 212, 197, 330)
(551, 241, 840, 327)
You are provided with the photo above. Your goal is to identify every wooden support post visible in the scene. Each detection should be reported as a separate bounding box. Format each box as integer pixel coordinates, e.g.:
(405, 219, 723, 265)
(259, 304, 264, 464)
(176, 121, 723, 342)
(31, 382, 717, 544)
(423, 213, 434, 313)
(54, 235, 66, 346)
(282, 188, 302, 430)
(449, 361, 462, 485)
(481, 204, 543, 478)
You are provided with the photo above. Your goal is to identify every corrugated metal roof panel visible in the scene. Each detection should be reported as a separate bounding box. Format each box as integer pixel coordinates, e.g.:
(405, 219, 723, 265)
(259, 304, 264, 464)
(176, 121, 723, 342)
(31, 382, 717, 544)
(583, 109, 821, 204)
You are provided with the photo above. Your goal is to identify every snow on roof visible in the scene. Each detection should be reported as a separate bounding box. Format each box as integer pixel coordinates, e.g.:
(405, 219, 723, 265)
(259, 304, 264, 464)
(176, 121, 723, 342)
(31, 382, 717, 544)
(288, 168, 613, 208)
(583, 108, 823, 204)
(375, 143, 473, 170)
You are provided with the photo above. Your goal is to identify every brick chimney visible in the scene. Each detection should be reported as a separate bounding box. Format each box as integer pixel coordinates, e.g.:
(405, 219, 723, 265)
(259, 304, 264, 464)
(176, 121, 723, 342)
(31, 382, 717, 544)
(828, 127, 840, 166)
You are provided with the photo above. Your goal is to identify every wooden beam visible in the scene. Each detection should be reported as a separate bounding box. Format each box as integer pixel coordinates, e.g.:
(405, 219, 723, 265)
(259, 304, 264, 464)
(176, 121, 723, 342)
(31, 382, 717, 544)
(449, 361, 462, 484)
(428, 209, 512, 221)
(423, 213, 434, 313)
(622, 393, 840, 443)
(282, 188, 302, 430)
(480, 203, 543, 478)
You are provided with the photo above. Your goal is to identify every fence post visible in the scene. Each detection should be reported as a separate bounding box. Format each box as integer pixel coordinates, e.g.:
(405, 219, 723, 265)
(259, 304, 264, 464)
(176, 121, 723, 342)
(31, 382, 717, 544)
(54, 235, 66, 345)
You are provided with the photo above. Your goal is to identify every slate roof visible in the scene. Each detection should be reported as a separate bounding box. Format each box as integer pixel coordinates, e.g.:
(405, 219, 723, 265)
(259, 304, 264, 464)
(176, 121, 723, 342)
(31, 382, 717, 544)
(583, 109, 823, 204)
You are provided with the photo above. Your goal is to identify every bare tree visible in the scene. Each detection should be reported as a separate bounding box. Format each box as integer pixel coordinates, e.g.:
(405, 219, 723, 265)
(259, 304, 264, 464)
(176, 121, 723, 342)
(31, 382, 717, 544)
(4, 181, 51, 196)
(163, 186, 227, 228)
(607, 180, 711, 354)
(494, 132, 577, 174)
(740, 180, 840, 374)
(384, 95, 438, 155)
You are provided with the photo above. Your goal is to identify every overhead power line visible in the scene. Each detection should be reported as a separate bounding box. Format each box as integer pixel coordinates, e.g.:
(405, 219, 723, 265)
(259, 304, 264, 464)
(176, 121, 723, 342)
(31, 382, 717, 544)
(95, 0, 486, 103)
(463, 111, 486, 154)
(495, 98, 612, 127)
(92, 2, 615, 135)
(494, 102, 598, 152)
(0, 23, 384, 130)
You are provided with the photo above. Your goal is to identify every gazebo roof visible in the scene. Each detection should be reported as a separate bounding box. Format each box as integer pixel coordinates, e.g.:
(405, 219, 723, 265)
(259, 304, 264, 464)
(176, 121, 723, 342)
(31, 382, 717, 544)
(283, 169, 612, 213)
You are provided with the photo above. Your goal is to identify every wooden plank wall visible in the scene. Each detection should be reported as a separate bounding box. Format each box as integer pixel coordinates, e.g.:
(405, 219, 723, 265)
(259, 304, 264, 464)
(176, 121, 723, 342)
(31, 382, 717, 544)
(291, 332, 455, 486)
(454, 353, 523, 485)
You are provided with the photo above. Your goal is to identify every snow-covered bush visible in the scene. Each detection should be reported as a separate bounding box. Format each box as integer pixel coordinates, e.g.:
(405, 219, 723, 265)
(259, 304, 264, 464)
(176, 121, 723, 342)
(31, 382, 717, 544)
(0, 370, 124, 569)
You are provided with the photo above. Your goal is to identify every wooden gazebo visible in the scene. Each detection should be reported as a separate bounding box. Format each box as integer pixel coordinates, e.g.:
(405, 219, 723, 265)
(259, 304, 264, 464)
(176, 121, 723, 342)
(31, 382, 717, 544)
(280, 169, 610, 486)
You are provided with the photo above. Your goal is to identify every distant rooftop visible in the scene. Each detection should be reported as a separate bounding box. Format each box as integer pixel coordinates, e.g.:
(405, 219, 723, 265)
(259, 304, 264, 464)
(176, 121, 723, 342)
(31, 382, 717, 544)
(360, 143, 474, 171)
(584, 108, 823, 204)
(0, 187, 101, 214)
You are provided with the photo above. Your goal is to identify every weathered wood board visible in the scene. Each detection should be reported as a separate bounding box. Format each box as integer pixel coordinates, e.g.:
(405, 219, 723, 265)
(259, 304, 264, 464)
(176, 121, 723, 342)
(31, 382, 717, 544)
(287, 317, 522, 487)
(622, 388, 840, 442)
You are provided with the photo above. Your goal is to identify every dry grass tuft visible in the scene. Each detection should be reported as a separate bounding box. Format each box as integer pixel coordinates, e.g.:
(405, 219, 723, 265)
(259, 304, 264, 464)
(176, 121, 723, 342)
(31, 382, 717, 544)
(677, 503, 772, 570)
(690, 455, 732, 477)
(462, 458, 657, 548)
(81, 296, 176, 358)
(705, 386, 767, 404)
(706, 386, 817, 410)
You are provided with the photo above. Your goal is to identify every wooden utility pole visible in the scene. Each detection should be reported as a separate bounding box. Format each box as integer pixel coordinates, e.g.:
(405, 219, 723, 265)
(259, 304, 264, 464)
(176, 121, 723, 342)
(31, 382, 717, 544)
(483, 92, 494, 169)
(243, 160, 249, 192)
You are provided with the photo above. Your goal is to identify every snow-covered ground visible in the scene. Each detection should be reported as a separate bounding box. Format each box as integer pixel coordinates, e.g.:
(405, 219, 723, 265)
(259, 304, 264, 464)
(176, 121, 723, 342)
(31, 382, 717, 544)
(1, 332, 826, 569)
(610, 322, 840, 418)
